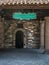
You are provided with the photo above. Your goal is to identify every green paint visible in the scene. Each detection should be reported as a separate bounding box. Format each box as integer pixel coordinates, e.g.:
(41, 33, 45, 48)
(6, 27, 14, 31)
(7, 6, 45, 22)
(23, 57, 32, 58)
(13, 12, 37, 20)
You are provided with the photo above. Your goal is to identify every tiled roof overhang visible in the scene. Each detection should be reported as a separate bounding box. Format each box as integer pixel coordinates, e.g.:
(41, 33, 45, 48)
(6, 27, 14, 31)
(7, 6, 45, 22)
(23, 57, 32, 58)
(0, 0, 49, 5)
(0, 0, 49, 9)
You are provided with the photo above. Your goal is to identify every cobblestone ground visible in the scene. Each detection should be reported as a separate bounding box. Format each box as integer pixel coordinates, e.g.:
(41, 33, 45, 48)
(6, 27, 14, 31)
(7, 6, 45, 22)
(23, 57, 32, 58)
(0, 48, 49, 65)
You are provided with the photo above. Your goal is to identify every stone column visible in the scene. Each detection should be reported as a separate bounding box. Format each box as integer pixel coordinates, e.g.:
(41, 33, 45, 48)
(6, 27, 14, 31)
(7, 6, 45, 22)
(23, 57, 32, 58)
(0, 17, 4, 48)
(2, 18, 5, 48)
(40, 20, 45, 49)
(45, 17, 49, 53)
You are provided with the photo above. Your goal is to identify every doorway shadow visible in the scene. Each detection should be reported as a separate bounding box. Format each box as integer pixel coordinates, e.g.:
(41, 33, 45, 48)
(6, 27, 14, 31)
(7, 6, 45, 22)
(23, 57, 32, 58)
(15, 30, 24, 48)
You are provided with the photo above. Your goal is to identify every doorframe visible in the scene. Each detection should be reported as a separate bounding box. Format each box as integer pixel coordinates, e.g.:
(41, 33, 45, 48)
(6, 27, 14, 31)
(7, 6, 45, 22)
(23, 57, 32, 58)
(13, 28, 26, 48)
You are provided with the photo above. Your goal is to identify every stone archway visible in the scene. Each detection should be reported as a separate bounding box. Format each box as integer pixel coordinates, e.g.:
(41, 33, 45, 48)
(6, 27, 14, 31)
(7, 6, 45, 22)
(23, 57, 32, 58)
(13, 28, 26, 48)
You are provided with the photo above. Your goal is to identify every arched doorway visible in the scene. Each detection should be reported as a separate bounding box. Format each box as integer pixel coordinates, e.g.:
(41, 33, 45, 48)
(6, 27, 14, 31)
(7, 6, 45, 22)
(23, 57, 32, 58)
(15, 30, 24, 48)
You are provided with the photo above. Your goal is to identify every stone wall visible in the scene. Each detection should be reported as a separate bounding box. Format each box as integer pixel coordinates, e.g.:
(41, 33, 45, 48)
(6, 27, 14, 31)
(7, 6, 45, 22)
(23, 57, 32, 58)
(0, 16, 49, 53)
(3, 20, 40, 48)
(0, 19, 40, 48)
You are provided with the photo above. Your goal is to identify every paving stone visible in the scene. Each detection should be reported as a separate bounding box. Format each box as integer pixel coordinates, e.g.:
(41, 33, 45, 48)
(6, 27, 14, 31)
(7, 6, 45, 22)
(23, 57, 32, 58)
(0, 48, 49, 65)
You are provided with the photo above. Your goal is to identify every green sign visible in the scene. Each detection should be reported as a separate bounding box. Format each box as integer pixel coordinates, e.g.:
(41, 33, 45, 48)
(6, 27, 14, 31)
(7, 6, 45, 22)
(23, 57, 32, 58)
(13, 12, 37, 20)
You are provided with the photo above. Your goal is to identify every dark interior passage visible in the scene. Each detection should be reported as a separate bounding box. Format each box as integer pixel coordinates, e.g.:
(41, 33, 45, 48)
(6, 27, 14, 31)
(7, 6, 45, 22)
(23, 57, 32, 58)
(15, 31, 24, 48)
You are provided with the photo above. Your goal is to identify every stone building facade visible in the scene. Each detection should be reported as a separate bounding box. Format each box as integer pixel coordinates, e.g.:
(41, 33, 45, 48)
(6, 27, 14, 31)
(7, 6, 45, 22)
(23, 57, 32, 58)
(0, 0, 49, 53)
(0, 18, 40, 48)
